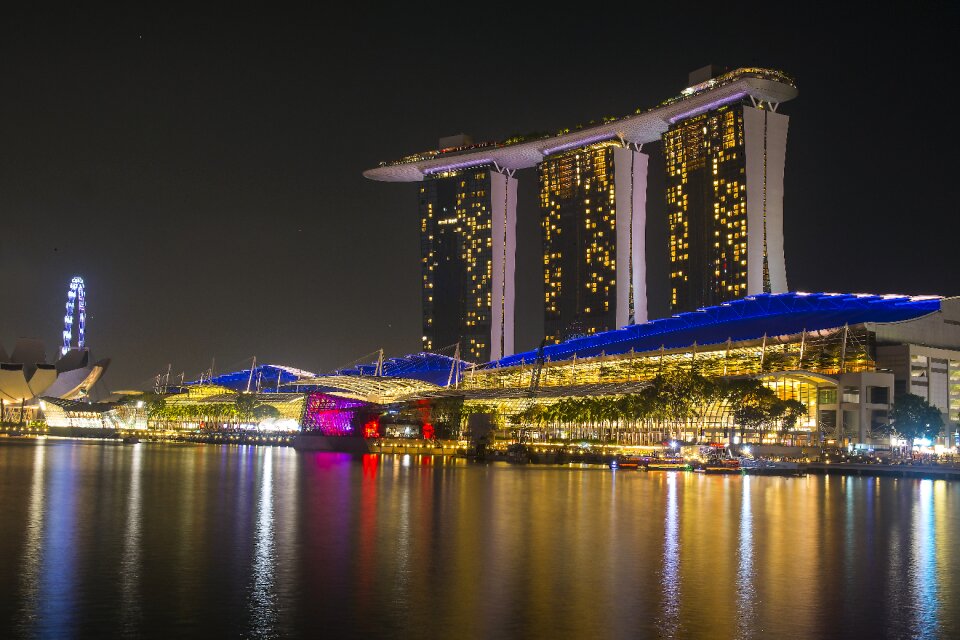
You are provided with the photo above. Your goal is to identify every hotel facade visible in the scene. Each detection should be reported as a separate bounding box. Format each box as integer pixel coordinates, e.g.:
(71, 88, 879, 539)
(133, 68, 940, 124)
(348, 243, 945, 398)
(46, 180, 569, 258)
(365, 67, 798, 358)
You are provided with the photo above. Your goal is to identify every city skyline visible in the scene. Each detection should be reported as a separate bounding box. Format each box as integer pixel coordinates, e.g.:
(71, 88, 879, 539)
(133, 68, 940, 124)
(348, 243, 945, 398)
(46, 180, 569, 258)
(1, 7, 957, 388)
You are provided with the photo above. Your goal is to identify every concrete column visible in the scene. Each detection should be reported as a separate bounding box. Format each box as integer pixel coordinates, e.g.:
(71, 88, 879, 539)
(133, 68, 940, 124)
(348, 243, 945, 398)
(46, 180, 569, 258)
(743, 106, 789, 295)
(613, 148, 649, 327)
(489, 170, 517, 360)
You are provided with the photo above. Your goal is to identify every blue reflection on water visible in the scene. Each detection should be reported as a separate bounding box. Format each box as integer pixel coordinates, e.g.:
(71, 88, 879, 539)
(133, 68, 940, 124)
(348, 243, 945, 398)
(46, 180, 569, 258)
(249, 448, 278, 638)
(39, 446, 79, 636)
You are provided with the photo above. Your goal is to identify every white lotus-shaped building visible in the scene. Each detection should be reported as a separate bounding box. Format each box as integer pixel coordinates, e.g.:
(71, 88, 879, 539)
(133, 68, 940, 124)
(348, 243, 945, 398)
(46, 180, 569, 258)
(0, 337, 109, 406)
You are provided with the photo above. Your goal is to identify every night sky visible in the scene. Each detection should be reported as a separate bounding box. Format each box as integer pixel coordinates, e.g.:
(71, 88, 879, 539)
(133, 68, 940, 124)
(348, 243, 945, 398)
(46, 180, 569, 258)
(1, 5, 957, 390)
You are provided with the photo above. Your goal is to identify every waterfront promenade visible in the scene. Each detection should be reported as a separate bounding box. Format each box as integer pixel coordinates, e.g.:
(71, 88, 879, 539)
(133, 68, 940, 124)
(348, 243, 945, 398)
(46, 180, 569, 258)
(3, 439, 960, 639)
(5, 432, 960, 481)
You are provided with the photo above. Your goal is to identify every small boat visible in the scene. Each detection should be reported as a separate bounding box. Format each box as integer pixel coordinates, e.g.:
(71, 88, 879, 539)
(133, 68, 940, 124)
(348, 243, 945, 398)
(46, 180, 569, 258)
(741, 459, 805, 476)
(506, 443, 530, 464)
(694, 460, 741, 474)
(611, 455, 644, 470)
(122, 435, 141, 444)
(694, 450, 741, 474)
(646, 457, 690, 471)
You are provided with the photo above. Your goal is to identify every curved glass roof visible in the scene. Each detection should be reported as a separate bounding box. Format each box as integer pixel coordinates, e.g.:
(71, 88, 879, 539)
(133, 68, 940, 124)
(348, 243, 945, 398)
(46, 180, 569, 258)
(495, 293, 942, 368)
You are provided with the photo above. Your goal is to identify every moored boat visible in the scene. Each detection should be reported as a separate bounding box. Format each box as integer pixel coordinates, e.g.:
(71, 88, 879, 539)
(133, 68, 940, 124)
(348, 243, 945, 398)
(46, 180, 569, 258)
(292, 432, 373, 454)
(646, 457, 690, 471)
(610, 455, 644, 470)
(694, 459, 741, 474)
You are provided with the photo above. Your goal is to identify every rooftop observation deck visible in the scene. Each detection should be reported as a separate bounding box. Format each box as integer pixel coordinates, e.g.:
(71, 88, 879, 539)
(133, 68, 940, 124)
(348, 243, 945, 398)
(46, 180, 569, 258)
(363, 67, 798, 183)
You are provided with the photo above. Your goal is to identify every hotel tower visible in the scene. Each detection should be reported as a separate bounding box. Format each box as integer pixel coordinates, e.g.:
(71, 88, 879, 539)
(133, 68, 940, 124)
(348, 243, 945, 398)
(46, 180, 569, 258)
(664, 66, 790, 313)
(539, 143, 648, 342)
(417, 135, 516, 362)
(365, 67, 797, 359)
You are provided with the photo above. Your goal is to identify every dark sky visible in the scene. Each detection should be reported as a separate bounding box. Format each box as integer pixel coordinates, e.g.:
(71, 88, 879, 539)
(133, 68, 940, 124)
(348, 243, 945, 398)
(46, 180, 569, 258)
(1, 5, 957, 389)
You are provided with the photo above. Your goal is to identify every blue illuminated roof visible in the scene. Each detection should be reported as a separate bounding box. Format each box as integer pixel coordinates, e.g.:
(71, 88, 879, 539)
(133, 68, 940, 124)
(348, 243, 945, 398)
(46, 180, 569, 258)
(334, 352, 468, 386)
(495, 293, 942, 367)
(189, 364, 316, 392)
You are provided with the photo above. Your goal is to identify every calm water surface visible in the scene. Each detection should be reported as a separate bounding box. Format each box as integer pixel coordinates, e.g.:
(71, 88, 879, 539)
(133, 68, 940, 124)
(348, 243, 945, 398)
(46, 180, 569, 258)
(1, 440, 958, 639)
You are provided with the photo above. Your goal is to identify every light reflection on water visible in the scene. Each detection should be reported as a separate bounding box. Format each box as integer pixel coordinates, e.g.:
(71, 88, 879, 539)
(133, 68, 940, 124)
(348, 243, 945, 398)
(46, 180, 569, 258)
(250, 447, 278, 638)
(16, 444, 46, 634)
(38, 444, 79, 636)
(120, 444, 143, 634)
(910, 480, 939, 638)
(658, 472, 680, 638)
(736, 476, 754, 640)
(1, 443, 960, 639)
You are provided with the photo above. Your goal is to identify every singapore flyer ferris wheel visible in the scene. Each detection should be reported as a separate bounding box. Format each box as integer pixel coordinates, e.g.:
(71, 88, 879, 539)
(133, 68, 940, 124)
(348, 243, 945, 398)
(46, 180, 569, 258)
(61, 276, 86, 356)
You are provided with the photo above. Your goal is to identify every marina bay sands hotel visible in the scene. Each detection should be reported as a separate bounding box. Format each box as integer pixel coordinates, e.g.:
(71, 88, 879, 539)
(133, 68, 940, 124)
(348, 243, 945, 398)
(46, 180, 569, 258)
(364, 66, 798, 363)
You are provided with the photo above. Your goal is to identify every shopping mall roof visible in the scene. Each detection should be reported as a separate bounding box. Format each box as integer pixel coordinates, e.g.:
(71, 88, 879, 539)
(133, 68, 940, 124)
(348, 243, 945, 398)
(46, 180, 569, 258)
(332, 352, 468, 387)
(364, 67, 797, 182)
(494, 293, 944, 368)
(190, 364, 317, 392)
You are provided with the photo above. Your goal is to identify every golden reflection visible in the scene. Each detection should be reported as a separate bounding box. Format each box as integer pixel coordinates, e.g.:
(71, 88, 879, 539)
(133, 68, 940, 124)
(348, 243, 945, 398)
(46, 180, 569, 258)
(736, 476, 755, 637)
(250, 447, 277, 637)
(120, 444, 143, 633)
(17, 443, 46, 633)
(658, 473, 680, 636)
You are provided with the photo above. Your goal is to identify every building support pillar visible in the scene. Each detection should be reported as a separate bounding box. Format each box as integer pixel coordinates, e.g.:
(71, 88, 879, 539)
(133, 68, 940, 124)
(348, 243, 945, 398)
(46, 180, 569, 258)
(613, 147, 649, 327)
(490, 169, 518, 360)
(743, 106, 789, 295)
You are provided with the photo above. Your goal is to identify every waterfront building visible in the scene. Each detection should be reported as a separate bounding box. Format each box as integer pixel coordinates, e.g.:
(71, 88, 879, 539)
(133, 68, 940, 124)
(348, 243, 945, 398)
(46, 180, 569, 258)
(124, 354, 454, 435)
(2, 276, 110, 423)
(364, 67, 797, 352)
(539, 143, 648, 342)
(452, 292, 960, 446)
(41, 397, 145, 430)
(64, 295, 959, 450)
(663, 66, 790, 312)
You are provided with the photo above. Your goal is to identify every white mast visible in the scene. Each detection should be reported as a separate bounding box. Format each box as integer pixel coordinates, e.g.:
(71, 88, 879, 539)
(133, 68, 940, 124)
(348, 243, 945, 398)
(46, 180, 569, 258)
(246, 356, 257, 393)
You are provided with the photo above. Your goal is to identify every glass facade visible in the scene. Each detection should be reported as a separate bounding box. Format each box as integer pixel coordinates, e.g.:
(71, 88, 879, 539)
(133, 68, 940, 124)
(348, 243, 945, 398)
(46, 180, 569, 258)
(663, 103, 760, 312)
(539, 143, 620, 343)
(419, 169, 494, 362)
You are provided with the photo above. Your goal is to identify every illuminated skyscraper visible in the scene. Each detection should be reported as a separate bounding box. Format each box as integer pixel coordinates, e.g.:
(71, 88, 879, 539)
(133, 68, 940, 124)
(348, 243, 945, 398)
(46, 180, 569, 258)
(540, 143, 647, 343)
(365, 67, 796, 359)
(418, 154, 516, 362)
(663, 68, 790, 313)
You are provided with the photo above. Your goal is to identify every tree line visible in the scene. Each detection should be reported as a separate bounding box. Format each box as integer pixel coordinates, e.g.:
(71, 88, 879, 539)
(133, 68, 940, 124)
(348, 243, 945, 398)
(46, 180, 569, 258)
(510, 371, 807, 444)
(126, 392, 280, 429)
